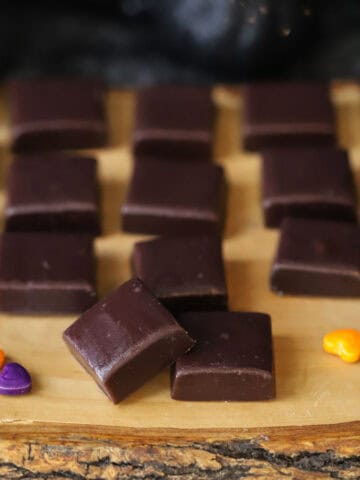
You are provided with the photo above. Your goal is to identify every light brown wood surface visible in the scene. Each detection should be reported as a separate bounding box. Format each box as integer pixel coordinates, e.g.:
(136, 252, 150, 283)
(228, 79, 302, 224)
(0, 83, 359, 436)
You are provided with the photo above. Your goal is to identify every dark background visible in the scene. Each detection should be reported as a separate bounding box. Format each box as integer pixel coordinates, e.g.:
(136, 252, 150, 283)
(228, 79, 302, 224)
(1, 0, 360, 84)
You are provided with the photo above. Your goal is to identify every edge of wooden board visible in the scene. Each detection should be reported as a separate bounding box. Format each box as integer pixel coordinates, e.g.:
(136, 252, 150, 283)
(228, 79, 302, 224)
(0, 421, 359, 479)
(1, 419, 359, 442)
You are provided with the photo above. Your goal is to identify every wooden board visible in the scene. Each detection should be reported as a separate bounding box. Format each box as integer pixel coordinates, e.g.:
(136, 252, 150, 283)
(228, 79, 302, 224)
(0, 83, 359, 438)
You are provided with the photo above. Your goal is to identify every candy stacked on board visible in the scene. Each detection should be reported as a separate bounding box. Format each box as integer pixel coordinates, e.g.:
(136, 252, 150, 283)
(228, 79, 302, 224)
(2, 80, 358, 404)
(64, 85, 276, 403)
(242, 82, 359, 297)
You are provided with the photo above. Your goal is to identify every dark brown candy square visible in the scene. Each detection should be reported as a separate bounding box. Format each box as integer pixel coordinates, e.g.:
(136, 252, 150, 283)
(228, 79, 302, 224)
(63, 278, 194, 403)
(271, 218, 360, 297)
(261, 148, 357, 228)
(7, 78, 107, 152)
(132, 235, 228, 313)
(0, 233, 96, 314)
(5, 154, 100, 234)
(121, 158, 225, 235)
(243, 82, 336, 151)
(133, 86, 213, 159)
(171, 311, 275, 401)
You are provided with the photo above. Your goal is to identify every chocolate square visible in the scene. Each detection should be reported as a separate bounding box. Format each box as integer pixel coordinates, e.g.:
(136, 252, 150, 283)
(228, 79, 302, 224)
(121, 158, 225, 235)
(5, 154, 100, 234)
(0, 233, 97, 314)
(7, 78, 107, 152)
(132, 235, 228, 312)
(261, 148, 357, 227)
(133, 86, 213, 159)
(271, 218, 360, 297)
(63, 278, 194, 403)
(171, 311, 275, 401)
(243, 82, 336, 150)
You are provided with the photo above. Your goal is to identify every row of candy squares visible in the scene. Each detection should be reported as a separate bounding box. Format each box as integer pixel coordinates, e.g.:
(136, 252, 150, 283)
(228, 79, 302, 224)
(0, 218, 360, 314)
(0, 232, 228, 316)
(7, 80, 212, 157)
(4, 146, 358, 240)
(6, 80, 338, 155)
(4, 153, 225, 240)
(7, 78, 214, 154)
(133, 83, 337, 156)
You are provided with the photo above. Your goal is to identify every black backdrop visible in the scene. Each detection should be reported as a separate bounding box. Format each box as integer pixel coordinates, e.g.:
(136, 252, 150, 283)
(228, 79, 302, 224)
(1, 0, 360, 84)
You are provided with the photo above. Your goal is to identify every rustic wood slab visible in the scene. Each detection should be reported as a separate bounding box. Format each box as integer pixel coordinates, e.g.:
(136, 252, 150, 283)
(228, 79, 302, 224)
(0, 83, 359, 479)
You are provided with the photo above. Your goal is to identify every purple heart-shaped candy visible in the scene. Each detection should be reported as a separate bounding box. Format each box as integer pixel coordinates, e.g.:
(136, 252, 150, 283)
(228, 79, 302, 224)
(0, 363, 32, 395)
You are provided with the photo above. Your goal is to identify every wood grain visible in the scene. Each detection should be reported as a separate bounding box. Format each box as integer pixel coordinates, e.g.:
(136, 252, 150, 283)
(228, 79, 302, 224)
(0, 422, 360, 479)
(0, 82, 359, 478)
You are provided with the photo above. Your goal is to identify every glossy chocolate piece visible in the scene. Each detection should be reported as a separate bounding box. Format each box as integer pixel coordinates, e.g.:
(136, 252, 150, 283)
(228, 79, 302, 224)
(132, 235, 228, 313)
(262, 148, 357, 228)
(134, 86, 213, 159)
(243, 83, 336, 151)
(171, 311, 275, 401)
(0, 233, 96, 314)
(271, 218, 360, 297)
(7, 78, 107, 152)
(5, 155, 100, 234)
(121, 158, 225, 235)
(63, 278, 194, 403)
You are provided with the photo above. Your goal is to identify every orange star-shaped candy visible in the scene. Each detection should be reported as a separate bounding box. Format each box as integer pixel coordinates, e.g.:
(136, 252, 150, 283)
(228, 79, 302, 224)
(323, 329, 360, 363)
